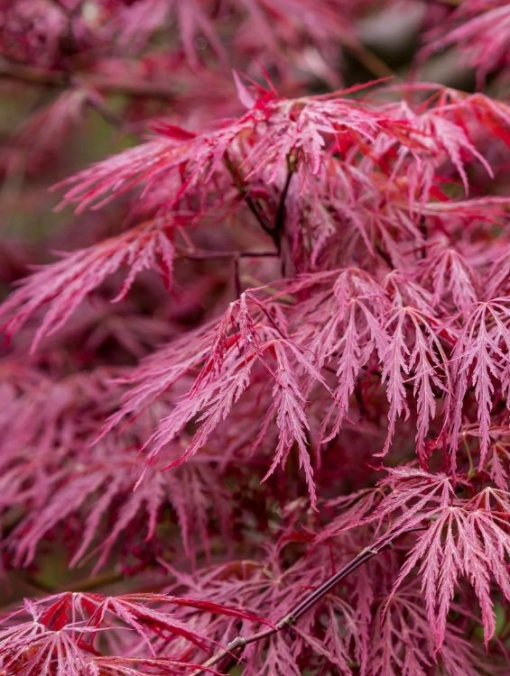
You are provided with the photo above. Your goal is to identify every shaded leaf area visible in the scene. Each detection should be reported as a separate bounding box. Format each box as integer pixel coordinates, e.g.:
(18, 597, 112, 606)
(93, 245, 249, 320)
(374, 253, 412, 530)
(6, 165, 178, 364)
(159, 492, 508, 675)
(0, 364, 234, 573)
(3, 358, 510, 666)
(2, 470, 509, 674)
(1, 220, 175, 352)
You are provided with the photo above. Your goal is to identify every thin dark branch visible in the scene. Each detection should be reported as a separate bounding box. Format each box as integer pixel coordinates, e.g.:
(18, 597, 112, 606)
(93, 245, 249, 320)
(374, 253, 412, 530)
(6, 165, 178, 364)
(418, 216, 428, 260)
(223, 152, 274, 237)
(190, 528, 420, 676)
(374, 243, 394, 270)
(82, 88, 129, 131)
(175, 247, 279, 299)
(273, 154, 297, 276)
(176, 248, 279, 261)
(273, 158, 296, 254)
(16, 569, 125, 598)
(341, 38, 397, 81)
(0, 60, 177, 101)
(233, 257, 242, 299)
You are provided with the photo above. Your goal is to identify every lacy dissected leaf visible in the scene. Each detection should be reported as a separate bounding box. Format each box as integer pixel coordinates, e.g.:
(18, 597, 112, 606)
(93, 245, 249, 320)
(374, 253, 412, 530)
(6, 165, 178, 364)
(369, 585, 487, 676)
(164, 534, 367, 675)
(291, 269, 449, 457)
(110, 290, 327, 506)
(58, 83, 486, 230)
(6, 444, 231, 572)
(0, 364, 230, 569)
(389, 498, 510, 649)
(372, 97, 492, 197)
(446, 298, 510, 466)
(451, 424, 510, 491)
(487, 429, 510, 490)
(0, 591, 264, 674)
(421, 235, 479, 313)
(422, 0, 510, 82)
(0, 221, 175, 351)
(322, 467, 456, 546)
(290, 268, 389, 440)
(380, 304, 447, 457)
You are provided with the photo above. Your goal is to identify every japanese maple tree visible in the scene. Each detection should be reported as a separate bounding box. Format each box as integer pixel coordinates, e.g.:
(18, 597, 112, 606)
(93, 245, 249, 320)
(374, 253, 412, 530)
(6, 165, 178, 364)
(1, 0, 510, 674)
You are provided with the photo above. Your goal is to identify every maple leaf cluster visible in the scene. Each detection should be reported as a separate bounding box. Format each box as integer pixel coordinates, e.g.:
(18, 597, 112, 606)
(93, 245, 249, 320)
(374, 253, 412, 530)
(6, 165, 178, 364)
(1, 0, 510, 674)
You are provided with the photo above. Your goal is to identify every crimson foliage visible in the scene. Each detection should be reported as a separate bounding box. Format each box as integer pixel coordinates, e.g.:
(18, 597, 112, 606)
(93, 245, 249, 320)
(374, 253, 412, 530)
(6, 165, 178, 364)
(1, 1, 510, 674)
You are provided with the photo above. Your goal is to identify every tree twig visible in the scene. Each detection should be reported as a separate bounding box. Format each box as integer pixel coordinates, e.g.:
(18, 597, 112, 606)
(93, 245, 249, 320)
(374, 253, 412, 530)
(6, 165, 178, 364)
(273, 156, 296, 252)
(190, 528, 419, 675)
(176, 248, 279, 261)
(19, 569, 125, 596)
(0, 60, 176, 101)
(223, 152, 274, 238)
(342, 39, 397, 81)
